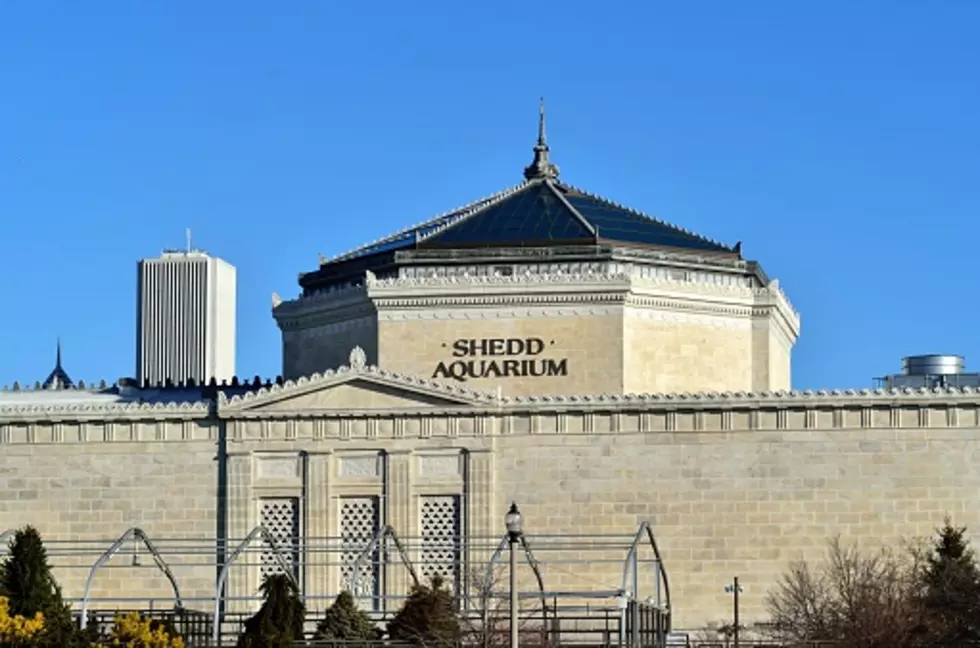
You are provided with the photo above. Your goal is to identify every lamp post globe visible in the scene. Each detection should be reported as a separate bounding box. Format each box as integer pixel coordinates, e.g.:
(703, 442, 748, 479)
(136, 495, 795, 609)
(505, 502, 523, 541)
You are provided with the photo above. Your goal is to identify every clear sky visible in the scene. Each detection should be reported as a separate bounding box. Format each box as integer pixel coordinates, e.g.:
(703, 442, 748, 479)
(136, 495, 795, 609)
(1, 1, 978, 391)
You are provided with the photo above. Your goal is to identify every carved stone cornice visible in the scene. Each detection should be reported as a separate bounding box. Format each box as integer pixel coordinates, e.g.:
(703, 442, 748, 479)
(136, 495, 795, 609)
(4, 380, 980, 441)
(500, 386, 980, 408)
(273, 288, 374, 329)
(368, 270, 630, 289)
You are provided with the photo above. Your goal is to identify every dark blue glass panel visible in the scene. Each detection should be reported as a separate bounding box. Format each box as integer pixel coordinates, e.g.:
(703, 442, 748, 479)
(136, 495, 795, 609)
(562, 192, 730, 252)
(423, 184, 594, 247)
(336, 213, 464, 261)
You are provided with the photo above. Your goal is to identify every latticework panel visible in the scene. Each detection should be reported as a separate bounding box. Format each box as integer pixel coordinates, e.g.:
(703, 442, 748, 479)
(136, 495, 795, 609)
(259, 498, 300, 582)
(339, 497, 380, 599)
(420, 495, 461, 591)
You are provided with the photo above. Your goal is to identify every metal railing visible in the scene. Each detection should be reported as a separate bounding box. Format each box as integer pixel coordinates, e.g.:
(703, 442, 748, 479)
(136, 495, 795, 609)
(1, 523, 672, 647)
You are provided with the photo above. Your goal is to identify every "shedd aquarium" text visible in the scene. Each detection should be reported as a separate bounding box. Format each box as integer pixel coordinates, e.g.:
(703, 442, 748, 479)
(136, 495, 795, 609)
(431, 338, 568, 383)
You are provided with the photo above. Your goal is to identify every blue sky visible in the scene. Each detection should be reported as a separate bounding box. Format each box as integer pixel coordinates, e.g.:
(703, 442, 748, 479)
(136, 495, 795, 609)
(1, 1, 978, 391)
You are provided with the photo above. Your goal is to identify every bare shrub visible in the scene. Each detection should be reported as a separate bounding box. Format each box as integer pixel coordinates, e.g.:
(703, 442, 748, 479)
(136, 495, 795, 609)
(764, 537, 927, 648)
(461, 565, 546, 648)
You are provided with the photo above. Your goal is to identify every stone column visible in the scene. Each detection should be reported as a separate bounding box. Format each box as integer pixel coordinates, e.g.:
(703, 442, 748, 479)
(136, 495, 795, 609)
(385, 450, 413, 606)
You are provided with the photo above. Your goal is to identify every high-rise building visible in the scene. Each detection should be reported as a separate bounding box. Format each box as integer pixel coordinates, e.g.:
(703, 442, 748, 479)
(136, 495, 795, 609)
(136, 248, 236, 386)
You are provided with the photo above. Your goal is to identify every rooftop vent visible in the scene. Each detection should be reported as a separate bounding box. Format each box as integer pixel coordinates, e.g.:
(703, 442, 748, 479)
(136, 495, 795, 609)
(876, 354, 980, 389)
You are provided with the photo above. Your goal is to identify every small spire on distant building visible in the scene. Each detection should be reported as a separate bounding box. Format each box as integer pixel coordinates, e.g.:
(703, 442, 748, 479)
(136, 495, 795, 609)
(523, 97, 560, 182)
(43, 338, 74, 390)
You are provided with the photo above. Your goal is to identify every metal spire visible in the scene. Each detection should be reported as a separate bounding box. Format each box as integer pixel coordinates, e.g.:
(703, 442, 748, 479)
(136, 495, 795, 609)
(44, 338, 73, 390)
(523, 98, 560, 181)
(537, 97, 548, 147)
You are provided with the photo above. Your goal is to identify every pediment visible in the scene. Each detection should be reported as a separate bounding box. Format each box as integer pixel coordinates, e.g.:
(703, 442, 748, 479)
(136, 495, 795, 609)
(220, 363, 498, 414)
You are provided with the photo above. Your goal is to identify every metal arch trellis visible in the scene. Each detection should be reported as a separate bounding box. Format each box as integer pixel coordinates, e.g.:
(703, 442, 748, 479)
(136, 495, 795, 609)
(620, 521, 672, 647)
(79, 528, 184, 630)
(349, 524, 421, 600)
(211, 525, 300, 646)
(619, 521, 671, 611)
(483, 532, 548, 624)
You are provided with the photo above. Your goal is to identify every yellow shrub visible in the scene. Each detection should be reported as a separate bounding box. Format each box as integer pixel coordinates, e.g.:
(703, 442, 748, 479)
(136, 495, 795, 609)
(95, 612, 185, 648)
(0, 596, 46, 646)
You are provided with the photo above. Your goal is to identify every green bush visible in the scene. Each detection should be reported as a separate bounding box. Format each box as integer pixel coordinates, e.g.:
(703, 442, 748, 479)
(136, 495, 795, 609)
(918, 518, 980, 644)
(235, 573, 305, 648)
(387, 576, 460, 647)
(314, 590, 379, 643)
(0, 526, 92, 648)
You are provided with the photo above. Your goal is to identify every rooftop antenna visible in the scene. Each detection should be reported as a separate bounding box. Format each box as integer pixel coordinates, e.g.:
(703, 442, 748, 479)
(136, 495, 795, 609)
(185, 228, 192, 253)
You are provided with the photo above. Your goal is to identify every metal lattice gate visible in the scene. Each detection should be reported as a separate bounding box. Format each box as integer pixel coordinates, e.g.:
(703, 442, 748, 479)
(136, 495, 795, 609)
(419, 495, 461, 592)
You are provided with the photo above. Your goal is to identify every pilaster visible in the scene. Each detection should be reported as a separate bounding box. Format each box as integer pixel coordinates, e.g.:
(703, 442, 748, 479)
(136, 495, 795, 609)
(226, 451, 254, 613)
(306, 451, 332, 604)
(385, 450, 413, 603)
(466, 450, 496, 572)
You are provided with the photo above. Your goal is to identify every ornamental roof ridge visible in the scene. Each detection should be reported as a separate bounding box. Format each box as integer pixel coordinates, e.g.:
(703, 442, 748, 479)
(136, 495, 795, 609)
(0, 399, 210, 416)
(219, 355, 501, 406)
(557, 181, 736, 253)
(366, 270, 634, 289)
(1, 379, 113, 392)
(501, 385, 980, 405)
(326, 181, 530, 264)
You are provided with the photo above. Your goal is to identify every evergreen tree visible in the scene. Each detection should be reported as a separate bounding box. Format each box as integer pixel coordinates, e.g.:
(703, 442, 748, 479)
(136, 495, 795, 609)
(236, 573, 306, 648)
(0, 526, 90, 647)
(387, 576, 461, 647)
(314, 590, 380, 644)
(920, 518, 980, 644)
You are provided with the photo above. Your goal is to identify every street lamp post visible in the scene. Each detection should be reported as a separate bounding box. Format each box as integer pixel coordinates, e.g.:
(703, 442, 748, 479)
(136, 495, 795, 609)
(724, 576, 743, 648)
(505, 502, 523, 648)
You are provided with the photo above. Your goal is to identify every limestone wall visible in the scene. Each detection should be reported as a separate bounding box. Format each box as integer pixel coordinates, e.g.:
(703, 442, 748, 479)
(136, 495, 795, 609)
(3, 386, 979, 631)
(275, 286, 379, 380)
(623, 312, 752, 394)
(493, 413, 980, 629)
(0, 418, 219, 609)
(276, 270, 800, 397)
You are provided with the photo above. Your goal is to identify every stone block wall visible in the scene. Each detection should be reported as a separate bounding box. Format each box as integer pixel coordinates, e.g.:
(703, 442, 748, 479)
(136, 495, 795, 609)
(491, 406, 980, 629)
(623, 313, 753, 394)
(0, 419, 220, 609)
(276, 270, 800, 398)
(281, 316, 379, 380)
(4, 384, 980, 633)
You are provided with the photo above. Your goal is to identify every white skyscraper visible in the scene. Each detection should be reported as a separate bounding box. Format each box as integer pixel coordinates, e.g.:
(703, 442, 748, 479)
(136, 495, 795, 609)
(136, 249, 237, 386)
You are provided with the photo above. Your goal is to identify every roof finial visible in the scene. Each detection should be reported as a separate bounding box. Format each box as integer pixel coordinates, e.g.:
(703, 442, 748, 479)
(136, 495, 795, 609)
(537, 97, 547, 146)
(56, 337, 62, 368)
(523, 97, 560, 182)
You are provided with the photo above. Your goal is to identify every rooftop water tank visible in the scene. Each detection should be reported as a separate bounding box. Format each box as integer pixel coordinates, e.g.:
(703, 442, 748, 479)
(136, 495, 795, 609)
(902, 354, 965, 376)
